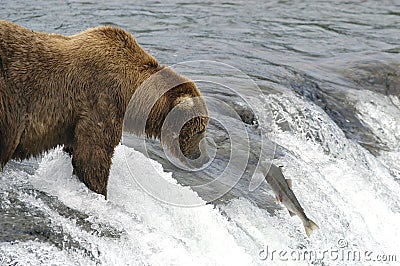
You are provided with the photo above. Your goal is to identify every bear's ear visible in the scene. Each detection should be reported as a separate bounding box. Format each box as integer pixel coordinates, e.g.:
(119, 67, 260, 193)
(174, 95, 194, 109)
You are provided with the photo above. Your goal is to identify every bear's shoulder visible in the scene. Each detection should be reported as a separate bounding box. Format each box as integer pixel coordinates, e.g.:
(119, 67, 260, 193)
(74, 25, 138, 50)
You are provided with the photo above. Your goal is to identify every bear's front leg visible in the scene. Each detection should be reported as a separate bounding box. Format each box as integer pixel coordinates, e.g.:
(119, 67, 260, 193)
(71, 118, 121, 199)
(72, 144, 113, 198)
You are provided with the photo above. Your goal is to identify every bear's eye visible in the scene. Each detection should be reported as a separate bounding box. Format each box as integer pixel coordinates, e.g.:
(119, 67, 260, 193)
(147, 61, 158, 68)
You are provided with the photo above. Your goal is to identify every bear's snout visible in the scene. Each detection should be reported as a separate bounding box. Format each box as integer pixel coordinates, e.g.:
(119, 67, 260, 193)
(185, 150, 201, 160)
(181, 135, 210, 168)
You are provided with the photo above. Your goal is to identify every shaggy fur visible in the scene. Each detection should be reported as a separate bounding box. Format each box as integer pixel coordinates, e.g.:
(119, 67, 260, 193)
(0, 20, 209, 198)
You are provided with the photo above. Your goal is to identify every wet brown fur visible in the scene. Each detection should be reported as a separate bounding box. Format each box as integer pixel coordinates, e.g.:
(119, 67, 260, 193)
(0, 20, 208, 198)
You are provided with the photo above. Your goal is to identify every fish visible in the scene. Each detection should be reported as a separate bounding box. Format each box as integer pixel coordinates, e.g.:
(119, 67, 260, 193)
(263, 164, 319, 237)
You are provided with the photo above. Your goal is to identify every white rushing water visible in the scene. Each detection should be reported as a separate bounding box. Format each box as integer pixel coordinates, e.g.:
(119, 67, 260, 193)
(1, 87, 399, 266)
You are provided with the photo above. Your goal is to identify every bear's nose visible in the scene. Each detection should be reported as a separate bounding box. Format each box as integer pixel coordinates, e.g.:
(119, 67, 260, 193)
(187, 151, 201, 160)
(186, 150, 210, 169)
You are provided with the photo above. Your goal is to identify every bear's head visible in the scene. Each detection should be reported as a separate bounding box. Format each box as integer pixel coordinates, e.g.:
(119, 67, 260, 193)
(163, 84, 209, 161)
(125, 67, 209, 164)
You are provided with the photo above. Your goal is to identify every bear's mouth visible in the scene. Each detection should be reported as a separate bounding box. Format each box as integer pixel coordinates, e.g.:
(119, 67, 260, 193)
(182, 137, 212, 169)
(185, 151, 201, 160)
(184, 153, 209, 169)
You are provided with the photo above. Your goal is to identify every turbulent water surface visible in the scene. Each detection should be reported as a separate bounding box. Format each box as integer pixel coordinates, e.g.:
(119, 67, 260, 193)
(1, 1, 400, 265)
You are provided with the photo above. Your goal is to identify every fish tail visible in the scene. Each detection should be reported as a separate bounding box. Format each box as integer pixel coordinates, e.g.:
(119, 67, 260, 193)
(304, 219, 319, 237)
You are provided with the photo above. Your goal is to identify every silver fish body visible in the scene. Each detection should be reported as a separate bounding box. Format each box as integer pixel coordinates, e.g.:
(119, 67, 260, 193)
(264, 164, 319, 237)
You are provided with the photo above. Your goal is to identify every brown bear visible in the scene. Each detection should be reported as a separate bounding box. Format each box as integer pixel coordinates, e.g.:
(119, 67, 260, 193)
(0, 20, 209, 198)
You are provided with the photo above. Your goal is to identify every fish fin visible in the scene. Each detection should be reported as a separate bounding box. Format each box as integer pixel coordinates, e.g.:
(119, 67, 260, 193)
(286, 179, 292, 189)
(288, 210, 296, 217)
(304, 219, 319, 237)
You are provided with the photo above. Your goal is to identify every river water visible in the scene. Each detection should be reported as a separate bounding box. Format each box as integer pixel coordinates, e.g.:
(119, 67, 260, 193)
(1, 1, 400, 265)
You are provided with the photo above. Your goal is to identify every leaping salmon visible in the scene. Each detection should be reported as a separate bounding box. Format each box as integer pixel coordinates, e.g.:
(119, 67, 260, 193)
(264, 164, 319, 237)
